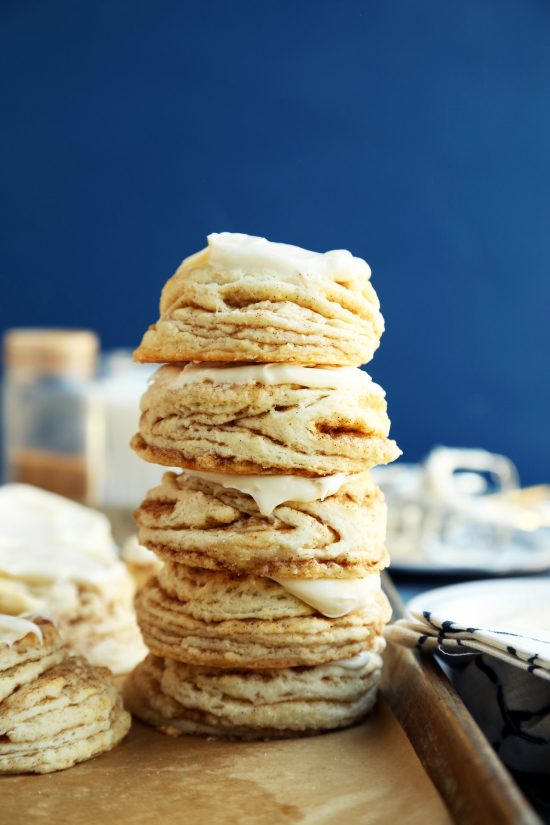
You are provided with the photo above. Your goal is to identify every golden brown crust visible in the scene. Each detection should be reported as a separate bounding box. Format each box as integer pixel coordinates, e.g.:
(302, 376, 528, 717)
(145, 543, 389, 579)
(130, 433, 290, 475)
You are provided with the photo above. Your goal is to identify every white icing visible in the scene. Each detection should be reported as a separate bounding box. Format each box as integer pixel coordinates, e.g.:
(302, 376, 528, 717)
(184, 470, 351, 516)
(122, 535, 161, 568)
(0, 615, 43, 646)
(206, 232, 372, 281)
(331, 651, 372, 669)
(272, 574, 381, 618)
(155, 362, 384, 396)
(0, 484, 128, 593)
(329, 635, 386, 670)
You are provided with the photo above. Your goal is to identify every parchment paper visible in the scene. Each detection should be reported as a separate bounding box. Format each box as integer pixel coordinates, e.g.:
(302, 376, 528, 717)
(1, 700, 451, 824)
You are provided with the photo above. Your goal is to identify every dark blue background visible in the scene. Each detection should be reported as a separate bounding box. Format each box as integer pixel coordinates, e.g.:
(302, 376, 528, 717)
(1, 1, 549, 482)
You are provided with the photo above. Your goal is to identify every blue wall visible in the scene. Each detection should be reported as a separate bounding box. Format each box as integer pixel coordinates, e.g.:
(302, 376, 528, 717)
(1, 1, 549, 482)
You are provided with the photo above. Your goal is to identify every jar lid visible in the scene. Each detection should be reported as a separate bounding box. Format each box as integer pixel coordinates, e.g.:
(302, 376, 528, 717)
(3, 329, 99, 377)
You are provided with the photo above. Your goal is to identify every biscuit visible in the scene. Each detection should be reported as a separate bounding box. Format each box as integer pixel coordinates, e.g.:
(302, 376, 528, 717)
(133, 366, 400, 475)
(0, 656, 131, 774)
(0, 707, 129, 774)
(136, 471, 388, 578)
(0, 571, 146, 677)
(124, 648, 383, 740)
(133, 233, 384, 367)
(135, 568, 391, 669)
(0, 484, 146, 675)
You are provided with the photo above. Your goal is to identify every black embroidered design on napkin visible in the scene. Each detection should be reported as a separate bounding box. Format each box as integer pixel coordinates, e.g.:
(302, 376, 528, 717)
(418, 612, 547, 672)
(475, 658, 550, 748)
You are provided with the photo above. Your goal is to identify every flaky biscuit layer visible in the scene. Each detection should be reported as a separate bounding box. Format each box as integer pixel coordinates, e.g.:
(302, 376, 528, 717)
(124, 652, 382, 739)
(0, 706, 130, 774)
(0, 656, 130, 774)
(135, 571, 391, 669)
(134, 377, 400, 475)
(136, 471, 388, 578)
(134, 251, 384, 367)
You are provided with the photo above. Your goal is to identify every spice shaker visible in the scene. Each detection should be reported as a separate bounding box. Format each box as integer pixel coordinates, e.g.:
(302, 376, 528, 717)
(2, 329, 102, 502)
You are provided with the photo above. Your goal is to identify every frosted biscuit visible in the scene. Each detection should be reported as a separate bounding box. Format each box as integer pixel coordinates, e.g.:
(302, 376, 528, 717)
(0, 568, 146, 677)
(0, 616, 65, 703)
(0, 656, 131, 774)
(124, 646, 384, 740)
(136, 471, 388, 578)
(135, 567, 391, 669)
(133, 233, 384, 367)
(132, 363, 400, 476)
(0, 484, 146, 675)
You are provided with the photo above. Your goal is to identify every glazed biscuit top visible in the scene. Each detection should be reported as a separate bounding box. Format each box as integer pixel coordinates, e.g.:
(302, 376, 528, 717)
(135, 232, 384, 366)
(159, 232, 378, 322)
(182, 232, 372, 282)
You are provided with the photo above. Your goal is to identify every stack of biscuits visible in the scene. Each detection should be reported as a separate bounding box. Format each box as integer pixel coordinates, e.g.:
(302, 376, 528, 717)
(0, 615, 130, 773)
(125, 232, 400, 739)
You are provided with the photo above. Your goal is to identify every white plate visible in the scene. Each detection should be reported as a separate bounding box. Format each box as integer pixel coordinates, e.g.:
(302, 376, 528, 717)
(408, 577, 550, 638)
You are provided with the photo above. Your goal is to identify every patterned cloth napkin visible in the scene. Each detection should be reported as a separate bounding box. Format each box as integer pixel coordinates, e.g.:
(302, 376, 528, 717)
(387, 610, 550, 773)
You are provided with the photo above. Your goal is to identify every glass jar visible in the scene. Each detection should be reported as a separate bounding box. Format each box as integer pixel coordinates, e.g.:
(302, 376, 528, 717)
(2, 329, 103, 503)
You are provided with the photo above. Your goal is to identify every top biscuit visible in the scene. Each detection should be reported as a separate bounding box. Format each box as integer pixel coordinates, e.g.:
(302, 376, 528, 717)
(134, 233, 384, 366)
